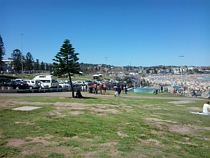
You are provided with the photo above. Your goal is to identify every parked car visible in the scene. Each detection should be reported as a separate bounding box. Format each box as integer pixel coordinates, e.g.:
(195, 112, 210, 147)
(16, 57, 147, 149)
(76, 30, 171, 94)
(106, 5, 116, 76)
(58, 80, 70, 88)
(24, 80, 36, 88)
(15, 79, 23, 82)
(7, 80, 21, 89)
(18, 81, 30, 89)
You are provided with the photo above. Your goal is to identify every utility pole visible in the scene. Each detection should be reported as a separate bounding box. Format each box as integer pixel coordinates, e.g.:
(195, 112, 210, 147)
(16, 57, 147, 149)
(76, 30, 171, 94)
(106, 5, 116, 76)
(179, 55, 184, 87)
(20, 33, 24, 73)
(104, 56, 109, 76)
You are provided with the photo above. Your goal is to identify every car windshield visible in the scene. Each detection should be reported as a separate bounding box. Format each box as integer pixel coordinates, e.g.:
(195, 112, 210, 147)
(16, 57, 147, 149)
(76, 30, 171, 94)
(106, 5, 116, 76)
(40, 80, 50, 83)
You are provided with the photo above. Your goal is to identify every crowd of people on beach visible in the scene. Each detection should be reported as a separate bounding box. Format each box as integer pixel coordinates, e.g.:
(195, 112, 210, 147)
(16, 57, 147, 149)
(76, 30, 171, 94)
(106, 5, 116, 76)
(144, 74, 210, 97)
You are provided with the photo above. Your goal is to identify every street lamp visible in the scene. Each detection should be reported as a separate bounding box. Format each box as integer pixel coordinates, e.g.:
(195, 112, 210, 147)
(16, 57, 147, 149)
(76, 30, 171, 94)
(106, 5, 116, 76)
(178, 56, 184, 75)
(178, 55, 184, 88)
(21, 56, 24, 74)
(20, 33, 24, 73)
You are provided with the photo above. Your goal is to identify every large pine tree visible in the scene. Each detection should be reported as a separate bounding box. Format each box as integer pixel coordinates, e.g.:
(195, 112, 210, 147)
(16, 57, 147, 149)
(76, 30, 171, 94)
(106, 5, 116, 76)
(53, 39, 80, 98)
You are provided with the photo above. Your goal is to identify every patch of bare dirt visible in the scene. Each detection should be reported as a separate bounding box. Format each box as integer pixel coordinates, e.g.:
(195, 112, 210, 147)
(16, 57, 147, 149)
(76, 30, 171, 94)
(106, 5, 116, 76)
(145, 118, 205, 135)
(145, 117, 177, 124)
(83, 151, 98, 158)
(142, 104, 162, 110)
(15, 121, 35, 125)
(0, 129, 3, 139)
(26, 135, 56, 146)
(6, 135, 142, 157)
(58, 97, 66, 99)
(90, 107, 119, 115)
(22, 144, 77, 157)
(17, 135, 67, 157)
(82, 141, 120, 158)
(6, 139, 27, 148)
(7, 135, 56, 149)
(0, 100, 16, 108)
(169, 124, 210, 136)
(150, 129, 166, 136)
(188, 107, 201, 112)
(202, 137, 210, 141)
(168, 125, 193, 135)
(168, 100, 194, 105)
(174, 140, 198, 147)
(117, 131, 128, 138)
(0, 100, 52, 109)
(145, 117, 198, 135)
(192, 125, 210, 131)
(98, 142, 119, 157)
(54, 102, 87, 110)
(15, 101, 52, 106)
(139, 138, 162, 146)
(130, 140, 164, 158)
(70, 135, 94, 143)
(53, 102, 131, 116)
(174, 104, 187, 106)
(62, 136, 120, 158)
(70, 111, 85, 115)
(48, 110, 67, 118)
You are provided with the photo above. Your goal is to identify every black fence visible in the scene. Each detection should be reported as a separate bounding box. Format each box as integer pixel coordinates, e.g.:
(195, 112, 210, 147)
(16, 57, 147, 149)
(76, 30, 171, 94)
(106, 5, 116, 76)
(0, 86, 67, 93)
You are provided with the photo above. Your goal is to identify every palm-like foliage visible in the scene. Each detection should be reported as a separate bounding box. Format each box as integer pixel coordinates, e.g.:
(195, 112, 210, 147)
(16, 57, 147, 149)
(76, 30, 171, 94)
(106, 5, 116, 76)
(25, 52, 34, 71)
(11, 49, 23, 73)
(0, 35, 5, 72)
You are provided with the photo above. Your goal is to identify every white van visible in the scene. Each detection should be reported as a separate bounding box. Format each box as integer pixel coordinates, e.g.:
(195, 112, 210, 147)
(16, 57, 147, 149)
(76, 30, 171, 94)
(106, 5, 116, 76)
(33, 75, 59, 88)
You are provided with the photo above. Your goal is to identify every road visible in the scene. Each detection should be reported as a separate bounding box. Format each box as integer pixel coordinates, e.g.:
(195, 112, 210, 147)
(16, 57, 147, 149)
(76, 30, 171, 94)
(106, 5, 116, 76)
(0, 91, 207, 101)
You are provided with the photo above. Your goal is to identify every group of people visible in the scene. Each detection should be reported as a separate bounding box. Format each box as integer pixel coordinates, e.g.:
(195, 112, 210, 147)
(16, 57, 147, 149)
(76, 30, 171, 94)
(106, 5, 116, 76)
(88, 83, 107, 95)
(114, 85, 128, 97)
(88, 82, 128, 97)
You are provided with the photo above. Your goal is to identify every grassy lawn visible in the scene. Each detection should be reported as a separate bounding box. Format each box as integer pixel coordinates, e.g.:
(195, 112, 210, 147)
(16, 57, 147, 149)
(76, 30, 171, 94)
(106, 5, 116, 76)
(0, 93, 210, 158)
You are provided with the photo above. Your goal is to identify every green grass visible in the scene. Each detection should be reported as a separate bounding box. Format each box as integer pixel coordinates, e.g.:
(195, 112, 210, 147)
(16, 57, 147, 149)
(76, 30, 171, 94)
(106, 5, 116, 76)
(0, 93, 210, 158)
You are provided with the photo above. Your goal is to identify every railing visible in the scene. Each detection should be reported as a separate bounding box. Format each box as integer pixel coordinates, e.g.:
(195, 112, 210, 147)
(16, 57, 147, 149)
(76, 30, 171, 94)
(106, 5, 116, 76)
(0, 86, 66, 93)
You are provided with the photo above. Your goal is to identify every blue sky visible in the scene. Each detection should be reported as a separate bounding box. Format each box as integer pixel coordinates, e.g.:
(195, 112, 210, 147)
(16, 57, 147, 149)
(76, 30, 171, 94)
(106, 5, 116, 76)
(1, 0, 210, 66)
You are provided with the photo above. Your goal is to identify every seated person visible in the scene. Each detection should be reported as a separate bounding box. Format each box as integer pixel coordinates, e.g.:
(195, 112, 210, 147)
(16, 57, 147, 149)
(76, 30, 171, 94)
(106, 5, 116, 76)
(203, 101, 210, 114)
(76, 89, 83, 98)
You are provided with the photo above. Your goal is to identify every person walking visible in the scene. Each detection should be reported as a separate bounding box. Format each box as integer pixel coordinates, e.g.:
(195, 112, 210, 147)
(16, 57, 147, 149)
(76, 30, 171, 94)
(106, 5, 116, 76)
(113, 85, 118, 97)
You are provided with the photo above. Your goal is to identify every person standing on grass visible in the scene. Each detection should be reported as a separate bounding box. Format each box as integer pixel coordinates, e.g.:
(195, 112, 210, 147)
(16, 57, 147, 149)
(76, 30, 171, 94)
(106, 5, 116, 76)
(203, 101, 210, 114)
(117, 85, 121, 96)
(124, 86, 128, 94)
(114, 85, 118, 97)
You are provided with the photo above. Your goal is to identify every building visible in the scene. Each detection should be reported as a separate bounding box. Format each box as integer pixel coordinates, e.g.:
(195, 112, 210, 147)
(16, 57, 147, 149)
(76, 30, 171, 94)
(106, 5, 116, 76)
(2, 59, 13, 73)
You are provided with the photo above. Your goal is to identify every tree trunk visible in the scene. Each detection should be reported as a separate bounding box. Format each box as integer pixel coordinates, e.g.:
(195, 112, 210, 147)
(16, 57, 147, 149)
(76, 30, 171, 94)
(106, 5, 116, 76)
(68, 72, 74, 98)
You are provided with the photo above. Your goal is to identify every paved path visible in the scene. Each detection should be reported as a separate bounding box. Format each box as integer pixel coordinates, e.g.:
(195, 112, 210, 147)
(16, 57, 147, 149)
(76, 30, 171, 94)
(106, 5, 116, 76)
(0, 92, 207, 101)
